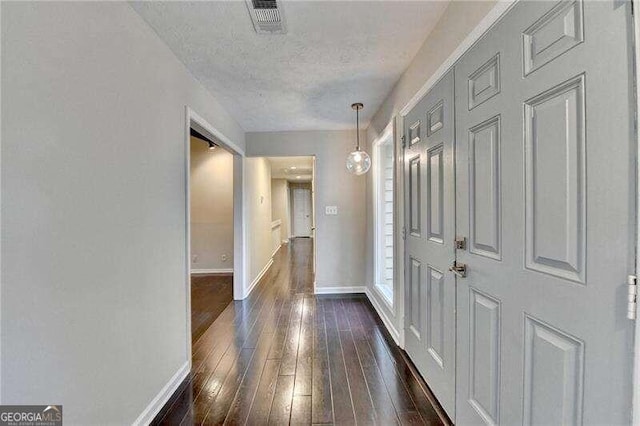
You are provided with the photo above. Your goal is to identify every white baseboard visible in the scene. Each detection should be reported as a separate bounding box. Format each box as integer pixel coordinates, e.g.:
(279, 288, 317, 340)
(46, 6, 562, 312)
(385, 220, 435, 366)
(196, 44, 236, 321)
(133, 361, 190, 426)
(365, 287, 401, 346)
(271, 244, 281, 258)
(244, 258, 274, 299)
(314, 286, 367, 295)
(191, 268, 233, 275)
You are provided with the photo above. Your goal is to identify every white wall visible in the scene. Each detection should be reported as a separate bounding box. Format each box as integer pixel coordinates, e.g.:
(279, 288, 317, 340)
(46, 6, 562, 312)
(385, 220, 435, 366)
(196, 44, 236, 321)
(245, 158, 273, 291)
(190, 137, 234, 272)
(271, 179, 290, 241)
(365, 1, 497, 343)
(246, 131, 367, 290)
(1, 2, 245, 424)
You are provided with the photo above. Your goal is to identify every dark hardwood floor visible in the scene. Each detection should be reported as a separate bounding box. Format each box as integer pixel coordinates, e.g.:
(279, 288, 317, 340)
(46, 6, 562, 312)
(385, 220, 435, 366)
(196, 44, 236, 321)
(154, 239, 449, 425)
(191, 274, 234, 343)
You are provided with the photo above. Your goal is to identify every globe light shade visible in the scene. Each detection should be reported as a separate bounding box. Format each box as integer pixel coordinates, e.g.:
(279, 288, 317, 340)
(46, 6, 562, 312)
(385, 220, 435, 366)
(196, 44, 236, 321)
(346, 150, 371, 175)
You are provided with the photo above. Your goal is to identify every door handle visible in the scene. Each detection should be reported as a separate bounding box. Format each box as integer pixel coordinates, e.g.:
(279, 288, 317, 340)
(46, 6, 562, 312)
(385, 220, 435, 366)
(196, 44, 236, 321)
(449, 261, 467, 278)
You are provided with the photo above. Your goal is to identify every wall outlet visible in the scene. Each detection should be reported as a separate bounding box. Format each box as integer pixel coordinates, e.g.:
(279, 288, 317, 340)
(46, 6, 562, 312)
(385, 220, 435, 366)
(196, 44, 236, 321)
(325, 205, 338, 215)
(191, 254, 199, 264)
(221, 254, 228, 262)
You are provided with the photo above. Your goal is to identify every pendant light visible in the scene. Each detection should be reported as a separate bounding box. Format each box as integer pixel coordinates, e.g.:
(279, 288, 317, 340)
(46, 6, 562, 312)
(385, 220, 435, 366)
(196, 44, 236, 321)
(346, 102, 371, 175)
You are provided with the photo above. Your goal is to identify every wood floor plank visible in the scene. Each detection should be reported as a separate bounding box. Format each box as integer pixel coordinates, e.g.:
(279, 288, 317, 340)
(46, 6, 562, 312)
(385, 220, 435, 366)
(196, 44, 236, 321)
(246, 359, 281, 425)
(311, 299, 333, 424)
(324, 306, 355, 425)
(268, 298, 293, 359)
(224, 330, 276, 425)
(185, 348, 239, 425)
(202, 347, 255, 424)
(349, 318, 399, 423)
(268, 374, 295, 425)
(294, 296, 314, 396)
(291, 395, 312, 424)
(280, 294, 304, 375)
(338, 329, 376, 424)
(334, 298, 351, 332)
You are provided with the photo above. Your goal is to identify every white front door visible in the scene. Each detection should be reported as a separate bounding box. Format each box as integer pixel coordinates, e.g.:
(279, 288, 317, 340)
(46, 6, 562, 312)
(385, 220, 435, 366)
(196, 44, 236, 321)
(292, 187, 312, 237)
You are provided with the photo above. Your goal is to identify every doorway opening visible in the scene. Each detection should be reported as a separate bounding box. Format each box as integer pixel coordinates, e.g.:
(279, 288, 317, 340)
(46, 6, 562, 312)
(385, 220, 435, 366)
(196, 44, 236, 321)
(188, 128, 235, 343)
(266, 156, 316, 277)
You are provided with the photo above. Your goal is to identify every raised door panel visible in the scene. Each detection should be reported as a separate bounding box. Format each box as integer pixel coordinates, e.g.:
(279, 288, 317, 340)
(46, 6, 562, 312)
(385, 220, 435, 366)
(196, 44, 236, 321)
(468, 54, 500, 110)
(524, 74, 586, 283)
(427, 266, 445, 369)
(409, 257, 422, 340)
(523, 315, 584, 426)
(427, 145, 444, 244)
(469, 289, 501, 426)
(409, 156, 421, 237)
(428, 101, 444, 136)
(523, 0, 584, 76)
(469, 116, 501, 260)
(409, 120, 421, 146)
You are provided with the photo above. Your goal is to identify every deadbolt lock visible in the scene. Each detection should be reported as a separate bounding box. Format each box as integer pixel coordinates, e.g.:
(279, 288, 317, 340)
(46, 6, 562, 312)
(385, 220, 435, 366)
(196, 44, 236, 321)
(449, 261, 467, 278)
(454, 236, 467, 250)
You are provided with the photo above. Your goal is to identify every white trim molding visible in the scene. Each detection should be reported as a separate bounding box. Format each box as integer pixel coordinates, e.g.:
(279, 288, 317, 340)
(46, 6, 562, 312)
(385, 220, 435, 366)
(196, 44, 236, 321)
(188, 108, 245, 157)
(366, 287, 401, 346)
(132, 361, 189, 426)
(632, 1, 640, 424)
(245, 258, 274, 299)
(191, 268, 234, 275)
(314, 286, 367, 295)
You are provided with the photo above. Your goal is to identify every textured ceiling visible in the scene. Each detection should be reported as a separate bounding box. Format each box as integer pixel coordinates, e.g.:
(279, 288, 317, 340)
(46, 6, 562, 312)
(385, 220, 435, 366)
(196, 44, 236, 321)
(131, 1, 449, 132)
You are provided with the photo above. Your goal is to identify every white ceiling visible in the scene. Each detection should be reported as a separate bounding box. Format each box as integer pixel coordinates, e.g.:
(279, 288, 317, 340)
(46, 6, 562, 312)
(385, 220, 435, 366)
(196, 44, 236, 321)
(131, 1, 449, 132)
(268, 156, 314, 181)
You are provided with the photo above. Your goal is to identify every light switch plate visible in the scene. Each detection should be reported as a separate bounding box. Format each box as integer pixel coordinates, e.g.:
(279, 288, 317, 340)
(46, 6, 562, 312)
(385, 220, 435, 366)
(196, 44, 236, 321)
(325, 206, 338, 215)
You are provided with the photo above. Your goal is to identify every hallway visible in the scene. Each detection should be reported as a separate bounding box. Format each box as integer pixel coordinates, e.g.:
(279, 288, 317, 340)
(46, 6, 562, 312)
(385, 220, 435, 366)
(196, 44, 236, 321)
(153, 239, 448, 425)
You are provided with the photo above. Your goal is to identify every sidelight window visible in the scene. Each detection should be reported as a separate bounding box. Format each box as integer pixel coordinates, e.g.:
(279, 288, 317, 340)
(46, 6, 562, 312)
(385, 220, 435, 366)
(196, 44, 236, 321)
(373, 132, 395, 306)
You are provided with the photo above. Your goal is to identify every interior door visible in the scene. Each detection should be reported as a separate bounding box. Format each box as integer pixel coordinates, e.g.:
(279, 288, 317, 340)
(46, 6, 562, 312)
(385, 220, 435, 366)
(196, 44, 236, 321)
(403, 69, 456, 419)
(292, 186, 312, 237)
(454, 1, 635, 424)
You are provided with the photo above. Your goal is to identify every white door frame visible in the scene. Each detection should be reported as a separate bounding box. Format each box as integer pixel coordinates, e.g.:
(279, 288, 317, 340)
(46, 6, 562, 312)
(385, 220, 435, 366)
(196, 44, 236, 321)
(184, 106, 246, 367)
(291, 185, 313, 237)
(393, 0, 640, 422)
(632, 1, 640, 423)
(370, 119, 403, 334)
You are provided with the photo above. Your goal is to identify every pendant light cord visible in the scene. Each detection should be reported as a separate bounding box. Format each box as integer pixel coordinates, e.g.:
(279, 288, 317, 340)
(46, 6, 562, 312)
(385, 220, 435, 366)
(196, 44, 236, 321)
(356, 107, 360, 151)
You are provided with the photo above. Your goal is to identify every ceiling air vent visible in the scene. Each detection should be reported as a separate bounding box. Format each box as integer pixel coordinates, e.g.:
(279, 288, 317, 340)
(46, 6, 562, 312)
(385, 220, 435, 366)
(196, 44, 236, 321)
(245, 0, 287, 34)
